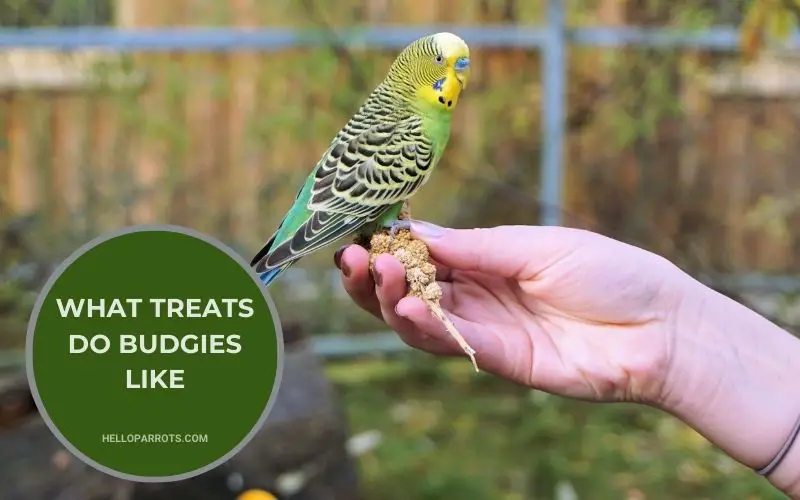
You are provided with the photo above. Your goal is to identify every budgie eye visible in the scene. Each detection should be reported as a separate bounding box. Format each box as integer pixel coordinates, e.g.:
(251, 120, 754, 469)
(434, 54, 444, 64)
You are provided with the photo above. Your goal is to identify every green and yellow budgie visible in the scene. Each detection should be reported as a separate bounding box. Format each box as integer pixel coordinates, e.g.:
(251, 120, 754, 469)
(251, 32, 471, 286)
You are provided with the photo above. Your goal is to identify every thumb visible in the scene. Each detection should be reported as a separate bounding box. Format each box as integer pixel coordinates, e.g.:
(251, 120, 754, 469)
(409, 221, 580, 279)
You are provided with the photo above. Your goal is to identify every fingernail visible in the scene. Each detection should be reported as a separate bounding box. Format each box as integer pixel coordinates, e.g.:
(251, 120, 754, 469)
(333, 245, 349, 270)
(410, 220, 446, 239)
(371, 267, 383, 287)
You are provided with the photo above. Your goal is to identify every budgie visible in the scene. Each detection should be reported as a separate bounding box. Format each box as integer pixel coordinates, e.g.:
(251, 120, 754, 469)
(251, 32, 471, 286)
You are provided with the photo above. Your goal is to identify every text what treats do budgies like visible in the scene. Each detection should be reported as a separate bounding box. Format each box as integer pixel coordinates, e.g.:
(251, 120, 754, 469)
(251, 32, 479, 370)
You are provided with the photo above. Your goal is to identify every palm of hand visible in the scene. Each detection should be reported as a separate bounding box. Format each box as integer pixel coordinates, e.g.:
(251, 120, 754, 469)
(442, 254, 674, 403)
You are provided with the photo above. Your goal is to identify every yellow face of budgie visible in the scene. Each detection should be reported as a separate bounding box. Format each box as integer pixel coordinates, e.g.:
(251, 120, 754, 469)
(390, 32, 471, 111)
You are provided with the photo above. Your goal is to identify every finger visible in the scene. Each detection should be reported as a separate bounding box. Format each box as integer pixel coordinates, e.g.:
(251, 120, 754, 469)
(410, 220, 588, 280)
(337, 245, 382, 319)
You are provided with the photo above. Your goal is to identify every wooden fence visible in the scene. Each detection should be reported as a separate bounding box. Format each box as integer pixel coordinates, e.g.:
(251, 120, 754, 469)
(1, 0, 799, 272)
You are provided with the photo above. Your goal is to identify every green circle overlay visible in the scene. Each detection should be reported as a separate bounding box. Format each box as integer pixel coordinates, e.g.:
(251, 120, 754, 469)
(25, 225, 284, 482)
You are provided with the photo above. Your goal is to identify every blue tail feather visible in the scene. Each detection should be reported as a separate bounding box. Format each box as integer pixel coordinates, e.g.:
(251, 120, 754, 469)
(259, 263, 290, 287)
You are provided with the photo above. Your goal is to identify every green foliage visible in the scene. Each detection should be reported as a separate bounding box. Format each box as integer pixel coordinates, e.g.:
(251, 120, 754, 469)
(598, 4, 720, 150)
(0, 215, 42, 349)
(740, 0, 800, 59)
(0, 0, 113, 27)
(746, 193, 800, 245)
(332, 357, 783, 500)
(0, 281, 34, 350)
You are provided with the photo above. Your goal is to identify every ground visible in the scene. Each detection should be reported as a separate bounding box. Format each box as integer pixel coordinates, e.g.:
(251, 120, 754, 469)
(326, 356, 784, 500)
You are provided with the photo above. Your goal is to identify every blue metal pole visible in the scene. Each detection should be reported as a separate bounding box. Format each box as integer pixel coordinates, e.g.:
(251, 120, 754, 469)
(540, 0, 567, 226)
(0, 26, 796, 51)
(0, 26, 548, 51)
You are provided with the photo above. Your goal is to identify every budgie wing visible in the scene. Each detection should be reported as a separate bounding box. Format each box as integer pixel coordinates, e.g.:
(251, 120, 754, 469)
(259, 116, 434, 270)
(307, 115, 435, 215)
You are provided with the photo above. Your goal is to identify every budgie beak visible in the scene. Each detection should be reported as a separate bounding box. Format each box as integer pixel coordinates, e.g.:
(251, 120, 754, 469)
(438, 66, 463, 108)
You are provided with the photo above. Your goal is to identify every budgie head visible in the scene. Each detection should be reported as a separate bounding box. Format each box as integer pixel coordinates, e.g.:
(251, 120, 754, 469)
(387, 32, 471, 112)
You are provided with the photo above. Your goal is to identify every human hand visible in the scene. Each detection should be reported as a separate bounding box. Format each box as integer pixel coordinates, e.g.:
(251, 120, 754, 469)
(335, 221, 691, 404)
(337, 221, 800, 494)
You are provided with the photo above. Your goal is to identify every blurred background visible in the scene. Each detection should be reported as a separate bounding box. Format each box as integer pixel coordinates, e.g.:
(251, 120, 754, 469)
(2, 0, 800, 499)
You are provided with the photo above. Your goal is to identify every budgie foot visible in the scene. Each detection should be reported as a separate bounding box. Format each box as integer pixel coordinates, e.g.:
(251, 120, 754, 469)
(385, 219, 412, 238)
(398, 199, 411, 221)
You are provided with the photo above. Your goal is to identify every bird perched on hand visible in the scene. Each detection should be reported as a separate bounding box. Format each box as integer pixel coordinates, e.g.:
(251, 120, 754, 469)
(251, 32, 471, 286)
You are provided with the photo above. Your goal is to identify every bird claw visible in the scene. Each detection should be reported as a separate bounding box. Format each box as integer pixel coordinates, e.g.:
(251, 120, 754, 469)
(386, 219, 412, 238)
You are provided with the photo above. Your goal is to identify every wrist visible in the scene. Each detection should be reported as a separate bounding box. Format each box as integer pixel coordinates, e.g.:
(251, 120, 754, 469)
(659, 278, 800, 494)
